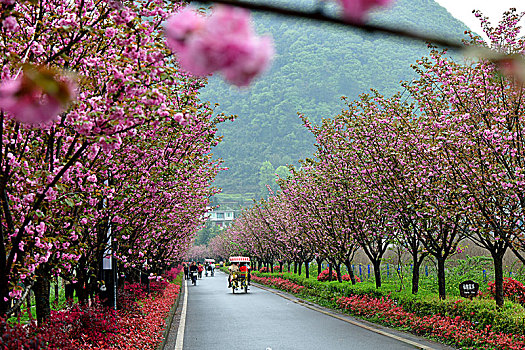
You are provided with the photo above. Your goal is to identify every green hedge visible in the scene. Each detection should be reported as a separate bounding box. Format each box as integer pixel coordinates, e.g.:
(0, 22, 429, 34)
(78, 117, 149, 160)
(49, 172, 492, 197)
(252, 271, 525, 335)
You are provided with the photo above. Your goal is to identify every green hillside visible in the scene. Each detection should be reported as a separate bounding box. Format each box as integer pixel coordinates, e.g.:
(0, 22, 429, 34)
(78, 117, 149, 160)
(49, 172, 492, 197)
(199, 0, 472, 197)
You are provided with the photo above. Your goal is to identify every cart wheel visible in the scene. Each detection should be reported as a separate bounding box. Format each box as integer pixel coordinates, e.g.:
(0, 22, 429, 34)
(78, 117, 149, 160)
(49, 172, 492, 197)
(244, 285, 248, 293)
(232, 287, 235, 294)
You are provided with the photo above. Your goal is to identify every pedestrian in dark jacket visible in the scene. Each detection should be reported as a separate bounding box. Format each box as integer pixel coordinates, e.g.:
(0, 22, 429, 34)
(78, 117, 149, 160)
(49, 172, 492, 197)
(183, 263, 189, 280)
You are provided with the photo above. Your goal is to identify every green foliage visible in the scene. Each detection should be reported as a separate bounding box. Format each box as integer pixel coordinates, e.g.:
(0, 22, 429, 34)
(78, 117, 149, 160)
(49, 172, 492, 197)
(199, 0, 471, 195)
(253, 270, 525, 336)
(258, 160, 276, 197)
(400, 296, 525, 336)
(195, 221, 222, 246)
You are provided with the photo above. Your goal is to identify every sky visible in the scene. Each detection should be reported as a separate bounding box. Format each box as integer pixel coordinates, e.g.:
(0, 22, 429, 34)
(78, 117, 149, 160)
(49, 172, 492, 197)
(435, 0, 525, 41)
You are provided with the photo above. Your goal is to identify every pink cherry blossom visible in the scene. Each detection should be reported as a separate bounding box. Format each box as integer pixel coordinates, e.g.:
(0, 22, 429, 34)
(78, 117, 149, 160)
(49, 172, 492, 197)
(338, 0, 393, 22)
(0, 75, 64, 125)
(222, 36, 274, 87)
(178, 6, 256, 76)
(165, 7, 205, 53)
(2, 16, 19, 32)
(167, 5, 274, 86)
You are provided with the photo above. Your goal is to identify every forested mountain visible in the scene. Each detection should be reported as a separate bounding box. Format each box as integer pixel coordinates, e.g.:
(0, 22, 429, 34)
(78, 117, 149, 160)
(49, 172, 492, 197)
(199, 0, 472, 196)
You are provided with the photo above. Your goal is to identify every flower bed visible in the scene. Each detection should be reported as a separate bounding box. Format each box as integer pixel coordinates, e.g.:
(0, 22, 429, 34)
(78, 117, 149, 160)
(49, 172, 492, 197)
(317, 268, 360, 283)
(252, 275, 305, 294)
(488, 278, 525, 305)
(337, 295, 525, 349)
(1, 268, 182, 350)
(97, 283, 181, 349)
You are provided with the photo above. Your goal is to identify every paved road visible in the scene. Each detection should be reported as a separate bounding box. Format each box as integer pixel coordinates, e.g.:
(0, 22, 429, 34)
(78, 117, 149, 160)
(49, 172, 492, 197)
(172, 271, 450, 350)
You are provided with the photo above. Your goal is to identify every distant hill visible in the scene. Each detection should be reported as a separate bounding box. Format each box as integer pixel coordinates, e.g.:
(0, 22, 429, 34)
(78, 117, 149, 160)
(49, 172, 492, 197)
(199, 0, 472, 196)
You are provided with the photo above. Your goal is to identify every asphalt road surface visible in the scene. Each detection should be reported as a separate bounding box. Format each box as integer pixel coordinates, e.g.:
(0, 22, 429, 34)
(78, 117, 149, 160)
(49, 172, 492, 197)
(176, 271, 450, 350)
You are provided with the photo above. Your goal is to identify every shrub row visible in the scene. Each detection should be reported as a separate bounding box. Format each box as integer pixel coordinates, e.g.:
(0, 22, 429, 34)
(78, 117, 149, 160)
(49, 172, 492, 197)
(337, 294, 525, 350)
(251, 275, 305, 294)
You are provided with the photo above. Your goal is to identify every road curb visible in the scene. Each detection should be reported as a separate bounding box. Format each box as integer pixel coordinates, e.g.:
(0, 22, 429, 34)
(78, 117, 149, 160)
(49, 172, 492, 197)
(252, 282, 453, 350)
(158, 277, 184, 350)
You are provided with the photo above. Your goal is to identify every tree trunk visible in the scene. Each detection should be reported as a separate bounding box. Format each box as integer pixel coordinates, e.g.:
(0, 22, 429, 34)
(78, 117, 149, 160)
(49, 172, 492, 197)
(437, 257, 446, 300)
(305, 260, 310, 279)
(335, 263, 342, 283)
(411, 256, 423, 295)
(328, 263, 333, 282)
(287, 261, 291, 273)
(298, 261, 302, 276)
(492, 251, 505, 307)
(269, 261, 274, 273)
(76, 274, 89, 304)
(316, 258, 322, 276)
(54, 276, 59, 302)
(0, 257, 9, 317)
(34, 274, 51, 323)
(293, 261, 298, 274)
(26, 290, 31, 315)
(279, 261, 283, 273)
(372, 260, 381, 288)
(344, 259, 356, 285)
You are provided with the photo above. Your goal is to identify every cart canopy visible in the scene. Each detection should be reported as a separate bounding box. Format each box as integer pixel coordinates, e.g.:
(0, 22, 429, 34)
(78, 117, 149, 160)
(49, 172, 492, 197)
(229, 256, 250, 263)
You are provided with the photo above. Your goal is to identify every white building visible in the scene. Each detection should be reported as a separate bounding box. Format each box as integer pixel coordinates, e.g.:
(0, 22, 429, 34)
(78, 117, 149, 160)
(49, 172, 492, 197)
(206, 208, 237, 227)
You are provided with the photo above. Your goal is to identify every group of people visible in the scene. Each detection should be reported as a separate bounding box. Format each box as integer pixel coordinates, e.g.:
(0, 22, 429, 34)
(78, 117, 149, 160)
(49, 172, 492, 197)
(183, 261, 215, 280)
(182, 260, 251, 289)
(183, 262, 198, 280)
(228, 261, 251, 287)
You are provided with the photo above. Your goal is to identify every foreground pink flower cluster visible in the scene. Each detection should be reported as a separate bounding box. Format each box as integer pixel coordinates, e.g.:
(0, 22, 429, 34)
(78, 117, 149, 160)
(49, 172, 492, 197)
(0, 67, 75, 125)
(165, 5, 274, 87)
(338, 0, 393, 22)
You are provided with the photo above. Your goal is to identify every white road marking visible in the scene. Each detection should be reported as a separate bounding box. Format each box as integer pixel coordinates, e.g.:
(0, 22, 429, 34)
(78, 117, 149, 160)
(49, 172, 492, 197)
(175, 279, 188, 350)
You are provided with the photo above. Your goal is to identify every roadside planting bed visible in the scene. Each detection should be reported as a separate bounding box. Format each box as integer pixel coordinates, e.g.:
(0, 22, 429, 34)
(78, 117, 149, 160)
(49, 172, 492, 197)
(251, 268, 525, 350)
(1, 268, 183, 350)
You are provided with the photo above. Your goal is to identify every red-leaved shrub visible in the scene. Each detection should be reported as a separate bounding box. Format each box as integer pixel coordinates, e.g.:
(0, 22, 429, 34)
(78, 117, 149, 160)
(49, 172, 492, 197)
(342, 274, 361, 282)
(150, 280, 169, 296)
(488, 277, 525, 304)
(317, 269, 360, 282)
(163, 265, 182, 281)
(123, 282, 147, 300)
(317, 268, 338, 281)
(252, 275, 305, 294)
(0, 317, 43, 350)
(48, 301, 119, 346)
(117, 287, 140, 314)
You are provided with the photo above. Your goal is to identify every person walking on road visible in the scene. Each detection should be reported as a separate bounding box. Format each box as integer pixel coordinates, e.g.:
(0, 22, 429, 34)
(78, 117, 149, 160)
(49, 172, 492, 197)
(189, 262, 198, 285)
(183, 263, 189, 280)
(198, 263, 204, 279)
